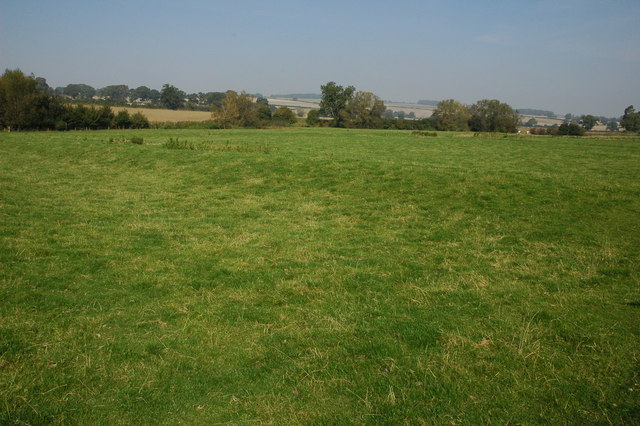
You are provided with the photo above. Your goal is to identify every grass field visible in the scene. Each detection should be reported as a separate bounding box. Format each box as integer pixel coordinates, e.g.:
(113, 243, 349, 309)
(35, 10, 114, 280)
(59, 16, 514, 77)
(1, 128, 639, 423)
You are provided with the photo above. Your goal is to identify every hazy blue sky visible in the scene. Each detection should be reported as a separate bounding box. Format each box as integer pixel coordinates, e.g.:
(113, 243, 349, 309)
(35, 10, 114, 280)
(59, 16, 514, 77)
(1, 0, 638, 116)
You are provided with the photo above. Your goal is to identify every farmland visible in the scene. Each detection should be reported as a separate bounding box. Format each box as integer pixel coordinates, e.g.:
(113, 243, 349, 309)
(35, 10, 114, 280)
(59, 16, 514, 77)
(110, 107, 212, 123)
(0, 129, 639, 423)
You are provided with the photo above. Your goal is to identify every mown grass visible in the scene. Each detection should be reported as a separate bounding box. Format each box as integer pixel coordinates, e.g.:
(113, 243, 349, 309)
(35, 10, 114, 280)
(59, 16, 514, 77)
(0, 128, 638, 424)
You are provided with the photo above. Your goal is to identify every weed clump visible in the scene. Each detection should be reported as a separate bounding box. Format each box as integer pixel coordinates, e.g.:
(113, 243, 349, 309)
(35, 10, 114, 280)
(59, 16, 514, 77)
(109, 136, 144, 144)
(165, 137, 197, 150)
(412, 131, 437, 137)
(164, 137, 271, 153)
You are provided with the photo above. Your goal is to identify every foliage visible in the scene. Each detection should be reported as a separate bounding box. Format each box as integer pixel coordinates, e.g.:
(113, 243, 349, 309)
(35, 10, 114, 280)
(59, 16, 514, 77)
(98, 85, 129, 102)
(580, 114, 598, 131)
(114, 110, 132, 129)
(0, 69, 54, 130)
(411, 130, 437, 137)
(130, 111, 150, 129)
(620, 105, 640, 132)
(319, 81, 355, 127)
(160, 84, 185, 110)
(468, 99, 520, 133)
(432, 99, 471, 131)
(212, 91, 260, 128)
(557, 122, 585, 136)
(272, 106, 297, 126)
(63, 83, 96, 99)
(342, 91, 386, 128)
(306, 109, 321, 126)
(130, 86, 159, 103)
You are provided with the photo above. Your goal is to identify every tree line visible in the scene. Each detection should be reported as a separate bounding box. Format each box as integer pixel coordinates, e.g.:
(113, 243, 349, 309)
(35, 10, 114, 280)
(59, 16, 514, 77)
(2, 69, 638, 133)
(309, 83, 522, 132)
(0, 70, 149, 131)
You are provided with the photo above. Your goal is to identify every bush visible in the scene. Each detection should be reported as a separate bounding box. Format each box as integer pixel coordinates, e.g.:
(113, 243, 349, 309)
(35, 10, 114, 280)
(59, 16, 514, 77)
(130, 112, 150, 129)
(272, 107, 297, 126)
(557, 123, 585, 136)
(411, 131, 437, 137)
(306, 109, 321, 126)
(114, 110, 132, 129)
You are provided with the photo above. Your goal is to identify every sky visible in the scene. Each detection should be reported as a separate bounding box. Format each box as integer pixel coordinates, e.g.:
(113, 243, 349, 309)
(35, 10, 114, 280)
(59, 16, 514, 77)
(1, 0, 638, 117)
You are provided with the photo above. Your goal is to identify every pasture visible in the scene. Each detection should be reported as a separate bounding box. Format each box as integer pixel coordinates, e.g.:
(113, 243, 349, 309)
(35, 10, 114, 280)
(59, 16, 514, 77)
(0, 129, 638, 423)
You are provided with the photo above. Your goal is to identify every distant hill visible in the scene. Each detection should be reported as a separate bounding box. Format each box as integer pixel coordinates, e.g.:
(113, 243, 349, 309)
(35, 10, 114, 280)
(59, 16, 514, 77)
(417, 100, 440, 107)
(271, 93, 321, 100)
(516, 108, 556, 118)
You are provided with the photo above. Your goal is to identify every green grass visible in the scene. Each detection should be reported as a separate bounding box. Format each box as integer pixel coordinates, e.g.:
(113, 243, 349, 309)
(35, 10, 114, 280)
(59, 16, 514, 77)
(1, 128, 639, 424)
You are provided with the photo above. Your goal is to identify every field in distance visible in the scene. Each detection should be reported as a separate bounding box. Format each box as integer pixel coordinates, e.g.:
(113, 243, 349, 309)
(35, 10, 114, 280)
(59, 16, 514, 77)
(111, 106, 212, 122)
(0, 129, 638, 423)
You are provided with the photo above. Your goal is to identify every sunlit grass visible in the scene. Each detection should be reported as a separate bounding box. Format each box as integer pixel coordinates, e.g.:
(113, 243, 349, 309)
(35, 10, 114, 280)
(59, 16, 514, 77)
(1, 128, 639, 423)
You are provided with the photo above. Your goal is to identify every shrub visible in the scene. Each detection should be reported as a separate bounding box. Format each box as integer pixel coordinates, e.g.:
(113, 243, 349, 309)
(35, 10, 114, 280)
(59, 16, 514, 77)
(557, 123, 585, 136)
(130, 112, 150, 129)
(130, 136, 144, 145)
(411, 131, 437, 137)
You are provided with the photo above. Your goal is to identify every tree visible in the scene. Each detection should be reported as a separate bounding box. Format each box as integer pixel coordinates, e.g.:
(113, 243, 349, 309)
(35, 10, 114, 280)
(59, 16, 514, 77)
(130, 86, 156, 102)
(212, 91, 260, 128)
(204, 92, 226, 108)
(272, 106, 297, 126)
(319, 81, 355, 127)
(525, 118, 538, 127)
(63, 83, 96, 99)
(130, 111, 150, 129)
(468, 99, 520, 133)
(306, 109, 321, 126)
(98, 85, 129, 102)
(114, 110, 132, 128)
(580, 114, 598, 131)
(432, 99, 470, 131)
(620, 105, 640, 132)
(255, 97, 272, 122)
(557, 122, 585, 136)
(160, 84, 185, 110)
(341, 91, 386, 128)
(607, 121, 619, 132)
(0, 69, 55, 130)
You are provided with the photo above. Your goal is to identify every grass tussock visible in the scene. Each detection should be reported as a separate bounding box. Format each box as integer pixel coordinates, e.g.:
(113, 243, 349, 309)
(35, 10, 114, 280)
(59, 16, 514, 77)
(165, 137, 271, 153)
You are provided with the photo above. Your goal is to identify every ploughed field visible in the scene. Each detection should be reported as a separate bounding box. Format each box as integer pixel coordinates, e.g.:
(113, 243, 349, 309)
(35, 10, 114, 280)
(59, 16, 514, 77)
(1, 129, 638, 423)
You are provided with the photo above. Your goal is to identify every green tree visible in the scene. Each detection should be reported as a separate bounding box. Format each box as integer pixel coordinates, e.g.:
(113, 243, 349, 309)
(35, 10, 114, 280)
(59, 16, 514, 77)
(130, 86, 155, 102)
(468, 99, 520, 133)
(99, 85, 129, 102)
(319, 81, 355, 127)
(63, 84, 96, 99)
(160, 84, 185, 110)
(114, 110, 132, 128)
(306, 109, 321, 126)
(558, 122, 585, 136)
(255, 97, 272, 122)
(0, 69, 53, 130)
(342, 91, 386, 128)
(620, 105, 640, 132)
(130, 112, 150, 129)
(272, 106, 297, 126)
(432, 99, 470, 131)
(580, 114, 598, 131)
(525, 118, 538, 127)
